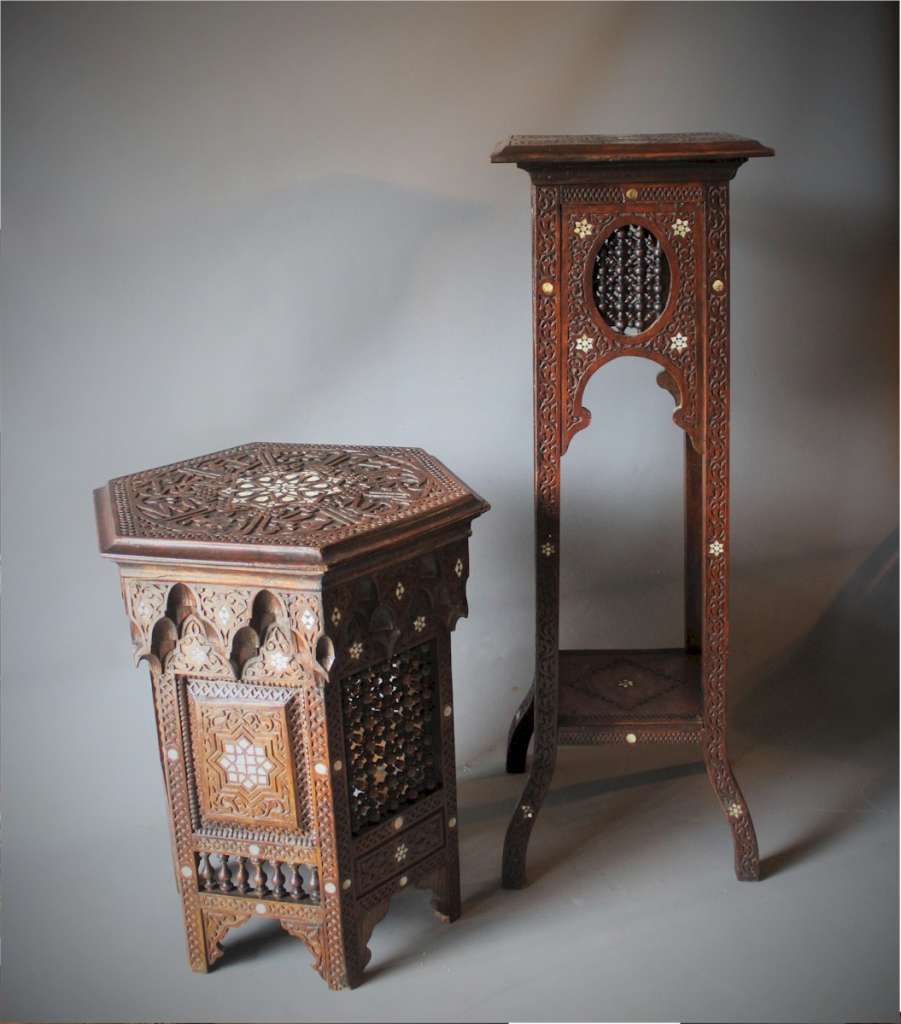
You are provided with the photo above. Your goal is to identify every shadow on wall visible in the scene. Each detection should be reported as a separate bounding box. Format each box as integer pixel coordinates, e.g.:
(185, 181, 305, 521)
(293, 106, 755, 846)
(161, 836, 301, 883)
(736, 529, 899, 754)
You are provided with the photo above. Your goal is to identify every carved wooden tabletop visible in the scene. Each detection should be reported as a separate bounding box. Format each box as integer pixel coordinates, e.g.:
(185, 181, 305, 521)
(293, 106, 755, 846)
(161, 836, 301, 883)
(491, 133, 774, 163)
(95, 442, 488, 566)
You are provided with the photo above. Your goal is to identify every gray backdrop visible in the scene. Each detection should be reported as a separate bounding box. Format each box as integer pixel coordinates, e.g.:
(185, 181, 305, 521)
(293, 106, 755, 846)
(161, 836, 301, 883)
(2, 3, 897, 1022)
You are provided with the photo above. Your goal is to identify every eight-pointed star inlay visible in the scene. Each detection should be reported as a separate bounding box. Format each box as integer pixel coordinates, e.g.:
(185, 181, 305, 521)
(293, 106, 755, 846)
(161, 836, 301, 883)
(219, 735, 275, 790)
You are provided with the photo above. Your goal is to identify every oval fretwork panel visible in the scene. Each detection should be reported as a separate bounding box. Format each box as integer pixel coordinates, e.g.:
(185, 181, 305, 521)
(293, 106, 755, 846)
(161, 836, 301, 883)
(593, 224, 671, 336)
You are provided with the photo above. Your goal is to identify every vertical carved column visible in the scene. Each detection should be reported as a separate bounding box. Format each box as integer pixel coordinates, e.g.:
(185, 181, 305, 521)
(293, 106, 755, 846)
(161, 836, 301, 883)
(701, 182, 760, 881)
(305, 622, 359, 989)
(502, 183, 562, 889)
(431, 631, 461, 919)
(684, 435, 703, 651)
(150, 664, 210, 972)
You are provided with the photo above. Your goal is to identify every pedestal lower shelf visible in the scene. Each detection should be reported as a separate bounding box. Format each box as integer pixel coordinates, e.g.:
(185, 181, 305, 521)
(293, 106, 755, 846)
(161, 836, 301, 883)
(557, 648, 703, 745)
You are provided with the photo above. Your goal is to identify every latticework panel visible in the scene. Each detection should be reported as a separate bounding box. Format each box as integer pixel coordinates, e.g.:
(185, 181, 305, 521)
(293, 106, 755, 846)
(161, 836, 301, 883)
(593, 223, 670, 334)
(341, 643, 441, 834)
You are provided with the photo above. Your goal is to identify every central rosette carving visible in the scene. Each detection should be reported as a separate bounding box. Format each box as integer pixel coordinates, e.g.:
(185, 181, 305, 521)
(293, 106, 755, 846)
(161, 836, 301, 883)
(226, 469, 345, 507)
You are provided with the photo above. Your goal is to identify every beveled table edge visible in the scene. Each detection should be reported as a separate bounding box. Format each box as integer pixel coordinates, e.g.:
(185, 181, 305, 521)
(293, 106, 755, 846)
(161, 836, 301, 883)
(491, 133, 775, 164)
(94, 484, 489, 571)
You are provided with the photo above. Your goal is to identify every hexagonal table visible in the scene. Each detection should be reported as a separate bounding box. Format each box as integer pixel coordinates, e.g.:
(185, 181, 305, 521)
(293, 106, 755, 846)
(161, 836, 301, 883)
(95, 442, 489, 989)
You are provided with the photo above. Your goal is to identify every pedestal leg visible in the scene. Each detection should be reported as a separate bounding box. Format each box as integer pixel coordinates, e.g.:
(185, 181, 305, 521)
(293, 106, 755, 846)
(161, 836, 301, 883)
(702, 730, 760, 880)
(505, 685, 534, 774)
(419, 861, 461, 922)
(501, 502, 560, 889)
(700, 179, 760, 881)
(501, 179, 562, 889)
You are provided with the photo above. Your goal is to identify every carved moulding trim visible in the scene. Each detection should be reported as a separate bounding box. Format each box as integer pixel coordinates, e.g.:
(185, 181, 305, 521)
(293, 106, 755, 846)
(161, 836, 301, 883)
(558, 726, 702, 745)
(560, 183, 705, 203)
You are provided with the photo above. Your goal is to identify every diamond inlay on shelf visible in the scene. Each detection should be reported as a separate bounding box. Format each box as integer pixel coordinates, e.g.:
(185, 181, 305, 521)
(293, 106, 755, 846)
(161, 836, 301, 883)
(558, 649, 702, 727)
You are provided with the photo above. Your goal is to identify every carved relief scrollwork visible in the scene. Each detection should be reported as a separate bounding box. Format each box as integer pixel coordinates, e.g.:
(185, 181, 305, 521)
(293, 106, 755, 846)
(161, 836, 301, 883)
(168, 614, 235, 680)
(110, 442, 468, 548)
(242, 621, 308, 687)
(122, 581, 326, 687)
(123, 580, 170, 663)
(202, 904, 254, 965)
(196, 586, 253, 652)
(279, 918, 324, 977)
(198, 892, 324, 975)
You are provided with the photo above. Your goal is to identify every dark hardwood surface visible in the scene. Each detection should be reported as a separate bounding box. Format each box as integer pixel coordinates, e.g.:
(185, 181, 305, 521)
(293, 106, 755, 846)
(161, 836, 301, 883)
(95, 441, 488, 568)
(496, 132, 772, 890)
(558, 648, 702, 728)
(492, 133, 774, 164)
(96, 443, 488, 989)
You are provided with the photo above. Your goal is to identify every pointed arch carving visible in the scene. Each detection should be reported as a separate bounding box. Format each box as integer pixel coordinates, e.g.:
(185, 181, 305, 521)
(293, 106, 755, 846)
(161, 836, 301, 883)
(566, 349, 702, 455)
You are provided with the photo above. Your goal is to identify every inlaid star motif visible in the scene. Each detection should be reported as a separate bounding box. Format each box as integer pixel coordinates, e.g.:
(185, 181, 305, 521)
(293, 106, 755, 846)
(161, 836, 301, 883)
(349, 641, 363, 660)
(541, 541, 556, 557)
(219, 736, 274, 790)
(395, 582, 405, 600)
(574, 218, 593, 239)
(454, 558, 464, 578)
(575, 333, 595, 354)
(183, 638, 208, 666)
(669, 333, 688, 354)
(413, 616, 427, 633)
(672, 217, 691, 238)
(709, 540, 725, 557)
(395, 842, 408, 863)
(301, 608, 316, 631)
(269, 651, 290, 672)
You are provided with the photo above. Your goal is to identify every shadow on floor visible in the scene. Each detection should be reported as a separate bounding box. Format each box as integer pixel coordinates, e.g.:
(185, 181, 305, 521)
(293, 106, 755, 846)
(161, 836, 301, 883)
(736, 530, 899, 753)
(735, 532, 899, 877)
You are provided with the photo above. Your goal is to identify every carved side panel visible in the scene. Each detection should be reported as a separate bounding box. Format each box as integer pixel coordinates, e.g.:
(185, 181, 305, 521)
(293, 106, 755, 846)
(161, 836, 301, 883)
(323, 537, 471, 676)
(561, 189, 703, 453)
(188, 694, 299, 830)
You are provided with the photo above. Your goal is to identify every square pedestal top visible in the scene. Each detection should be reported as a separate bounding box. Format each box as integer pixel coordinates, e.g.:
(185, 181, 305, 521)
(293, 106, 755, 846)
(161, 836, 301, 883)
(95, 442, 488, 568)
(491, 133, 774, 164)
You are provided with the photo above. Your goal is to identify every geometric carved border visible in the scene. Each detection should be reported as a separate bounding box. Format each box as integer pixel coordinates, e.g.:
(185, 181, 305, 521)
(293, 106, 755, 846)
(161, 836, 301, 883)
(188, 694, 298, 830)
(184, 679, 314, 839)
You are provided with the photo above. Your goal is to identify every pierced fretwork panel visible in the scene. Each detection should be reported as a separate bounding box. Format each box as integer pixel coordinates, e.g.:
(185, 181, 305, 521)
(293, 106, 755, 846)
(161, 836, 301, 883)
(341, 643, 441, 834)
(593, 224, 671, 335)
